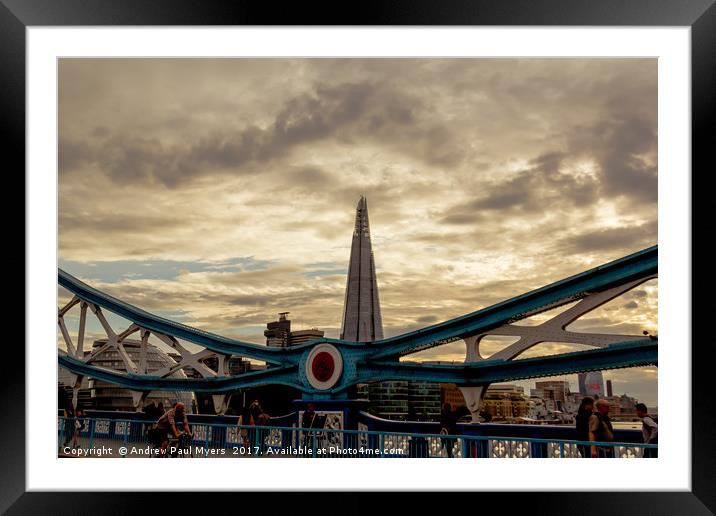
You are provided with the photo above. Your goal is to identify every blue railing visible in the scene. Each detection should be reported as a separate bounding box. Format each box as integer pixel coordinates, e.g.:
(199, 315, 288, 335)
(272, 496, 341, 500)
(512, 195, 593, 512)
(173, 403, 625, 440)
(356, 410, 647, 444)
(58, 409, 648, 444)
(58, 417, 657, 459)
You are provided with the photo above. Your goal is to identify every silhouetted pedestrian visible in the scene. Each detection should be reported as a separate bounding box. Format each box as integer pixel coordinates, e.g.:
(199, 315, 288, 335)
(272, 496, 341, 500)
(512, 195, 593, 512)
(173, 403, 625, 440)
(440, 403, 460, 458)
(237, 404, 254, 448)
(575, 397, 594, 458)
(301, 403, 321, 448)
(62, 404, 75, 448)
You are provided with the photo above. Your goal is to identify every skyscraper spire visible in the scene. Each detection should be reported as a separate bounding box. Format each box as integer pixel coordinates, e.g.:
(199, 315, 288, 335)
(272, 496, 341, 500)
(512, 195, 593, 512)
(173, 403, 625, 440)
(340, 196, 384, 342)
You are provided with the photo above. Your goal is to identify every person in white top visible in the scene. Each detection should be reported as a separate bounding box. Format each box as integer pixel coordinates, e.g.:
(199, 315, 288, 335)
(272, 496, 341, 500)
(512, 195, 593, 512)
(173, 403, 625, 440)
(636, 402, 658, 458)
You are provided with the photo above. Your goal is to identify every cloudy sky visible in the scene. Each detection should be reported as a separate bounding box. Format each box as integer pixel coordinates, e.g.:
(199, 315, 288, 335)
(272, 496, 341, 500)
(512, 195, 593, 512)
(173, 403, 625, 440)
(58, 58, 658, 405)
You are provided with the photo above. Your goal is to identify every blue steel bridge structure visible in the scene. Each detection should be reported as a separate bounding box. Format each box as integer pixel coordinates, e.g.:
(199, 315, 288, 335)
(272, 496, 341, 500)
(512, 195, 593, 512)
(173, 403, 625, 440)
(58, 244, 657, 425)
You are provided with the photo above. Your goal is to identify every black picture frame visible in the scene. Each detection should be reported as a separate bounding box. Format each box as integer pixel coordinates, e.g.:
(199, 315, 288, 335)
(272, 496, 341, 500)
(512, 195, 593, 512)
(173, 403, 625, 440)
(4, 0, 712, 513)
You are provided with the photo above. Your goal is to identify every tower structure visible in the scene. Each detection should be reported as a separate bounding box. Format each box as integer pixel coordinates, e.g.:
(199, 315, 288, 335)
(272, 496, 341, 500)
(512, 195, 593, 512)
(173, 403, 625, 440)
(340, 196, 384, 342)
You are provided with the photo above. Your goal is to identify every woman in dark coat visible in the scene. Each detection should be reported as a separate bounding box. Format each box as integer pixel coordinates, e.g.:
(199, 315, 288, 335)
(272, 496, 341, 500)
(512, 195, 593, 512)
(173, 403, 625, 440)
(575, 397, 594, 458)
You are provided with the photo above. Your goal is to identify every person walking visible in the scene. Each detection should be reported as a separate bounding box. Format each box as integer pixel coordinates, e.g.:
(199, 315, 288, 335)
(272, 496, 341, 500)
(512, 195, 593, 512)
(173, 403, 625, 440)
(72, 408, 86, 449)
(636, 402, 658, 458)
(237, 403, 254, 449)
(252, 401, 271, 453)
(575, 397, 594, 458)
(301, 403, 322, 449)
(588, 399, 615, 458)
(249, 400, 262, 424)
(61, 404, 75, 449)
(440, 403, 460, 458)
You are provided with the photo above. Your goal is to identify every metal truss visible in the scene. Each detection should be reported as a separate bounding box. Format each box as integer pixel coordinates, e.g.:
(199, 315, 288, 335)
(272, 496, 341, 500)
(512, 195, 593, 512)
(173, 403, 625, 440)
(58, 245, 657, 415)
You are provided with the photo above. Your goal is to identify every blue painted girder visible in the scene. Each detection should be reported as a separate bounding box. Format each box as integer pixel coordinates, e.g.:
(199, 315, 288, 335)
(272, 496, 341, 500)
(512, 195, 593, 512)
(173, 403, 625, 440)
(58, 245, 657, 394)
(58, 268, 292, 364)
(368, 245, 657, 359)
(58, 352, 299, 392)
(58, 339, 656, 394)
(360, 340, 657, 388)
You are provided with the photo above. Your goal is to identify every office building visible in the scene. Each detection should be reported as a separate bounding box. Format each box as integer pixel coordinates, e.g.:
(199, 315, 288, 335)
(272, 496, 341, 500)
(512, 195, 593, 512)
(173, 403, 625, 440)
(58, 338, 194, 412)
(440, 383, 467, 411)
(407, 381, 442, 421)
(367, 381, 409, 420)
(481, 384, 529, 421)
(264, 312, 325, 348)
(531, 380, 570, 411)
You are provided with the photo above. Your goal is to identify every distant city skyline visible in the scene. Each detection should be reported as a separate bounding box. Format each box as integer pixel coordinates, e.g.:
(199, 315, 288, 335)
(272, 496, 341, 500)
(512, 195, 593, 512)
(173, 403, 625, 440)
(58, 58, 657, 406)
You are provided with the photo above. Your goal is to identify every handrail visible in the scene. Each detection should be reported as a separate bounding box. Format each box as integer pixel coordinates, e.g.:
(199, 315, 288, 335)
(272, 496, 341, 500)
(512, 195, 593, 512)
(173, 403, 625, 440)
(58, 416, 658, 449)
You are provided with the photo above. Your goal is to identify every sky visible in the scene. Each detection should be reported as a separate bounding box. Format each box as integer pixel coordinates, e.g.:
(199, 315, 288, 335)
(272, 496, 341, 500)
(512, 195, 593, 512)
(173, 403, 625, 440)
(58, 58, 658, 405)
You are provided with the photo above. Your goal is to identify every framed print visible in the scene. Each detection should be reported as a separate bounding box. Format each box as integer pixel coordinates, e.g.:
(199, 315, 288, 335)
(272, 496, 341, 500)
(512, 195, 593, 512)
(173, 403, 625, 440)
(5, 0, 714, 513)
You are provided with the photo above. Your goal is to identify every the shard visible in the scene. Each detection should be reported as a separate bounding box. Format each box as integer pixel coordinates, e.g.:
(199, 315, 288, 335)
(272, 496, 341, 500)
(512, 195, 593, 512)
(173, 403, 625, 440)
(340, 196, 384, 342)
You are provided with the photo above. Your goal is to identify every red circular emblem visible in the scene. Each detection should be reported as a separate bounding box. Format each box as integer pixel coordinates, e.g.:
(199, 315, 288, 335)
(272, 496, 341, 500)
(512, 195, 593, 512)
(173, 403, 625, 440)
(311, 351, 335, 382)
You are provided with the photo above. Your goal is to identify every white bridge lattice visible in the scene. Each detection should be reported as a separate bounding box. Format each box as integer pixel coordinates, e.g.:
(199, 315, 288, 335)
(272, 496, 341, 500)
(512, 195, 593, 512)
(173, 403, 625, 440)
(459, 275, 656, 419)
(58, 296, 235, 413)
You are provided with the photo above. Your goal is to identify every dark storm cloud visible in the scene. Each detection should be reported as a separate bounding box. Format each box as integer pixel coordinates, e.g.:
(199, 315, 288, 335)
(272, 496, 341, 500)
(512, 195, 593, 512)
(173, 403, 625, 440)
(273, 82, 375, 144)
(60, 79, 462, 187)
(416, 315, 440, 323)
(569, 116, 657, 204)
(558, 221, 657, 253)
(287, 166, 335, 187)
(59, 211, 183, 234)
(58, 138, 94, 172)
(225, 294, 272, 307)
(59, 81, 377, 184)
(87, 271, 313, 316)
(440, 151, 599, 224)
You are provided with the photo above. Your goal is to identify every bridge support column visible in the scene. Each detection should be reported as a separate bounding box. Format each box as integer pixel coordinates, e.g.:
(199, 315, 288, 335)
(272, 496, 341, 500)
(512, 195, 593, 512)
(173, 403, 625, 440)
(461, 335, 488, 423)
(212, 394, 233, 415)
(131, 391, 149, 411)
(71, 375, 84, 411)
(459, 385, 487, 423)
